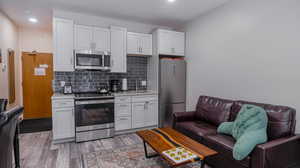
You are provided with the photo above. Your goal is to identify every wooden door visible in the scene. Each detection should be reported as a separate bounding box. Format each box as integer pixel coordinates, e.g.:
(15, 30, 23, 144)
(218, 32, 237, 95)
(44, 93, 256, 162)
(22, 52, 53, 119)
(8, 49, 16, 104)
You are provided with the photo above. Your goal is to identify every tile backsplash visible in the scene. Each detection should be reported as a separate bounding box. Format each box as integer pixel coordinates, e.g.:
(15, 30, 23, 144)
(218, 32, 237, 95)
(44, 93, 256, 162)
(53, 56, 148, 93)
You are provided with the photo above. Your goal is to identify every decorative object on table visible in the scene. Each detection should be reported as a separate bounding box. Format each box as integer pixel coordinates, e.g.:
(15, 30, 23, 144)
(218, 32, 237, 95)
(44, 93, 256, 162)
(162, 147, 198, 164)
(218, 104, 268, 160)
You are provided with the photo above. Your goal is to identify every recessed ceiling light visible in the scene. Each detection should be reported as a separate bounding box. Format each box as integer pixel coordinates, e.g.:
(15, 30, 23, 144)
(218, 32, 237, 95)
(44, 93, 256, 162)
(28, 17, 38, 23)
(168, 0, 176, 2)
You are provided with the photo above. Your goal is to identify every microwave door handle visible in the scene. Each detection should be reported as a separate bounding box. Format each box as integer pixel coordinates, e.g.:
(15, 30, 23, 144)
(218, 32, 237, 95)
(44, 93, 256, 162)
(102, 54, 105, 67)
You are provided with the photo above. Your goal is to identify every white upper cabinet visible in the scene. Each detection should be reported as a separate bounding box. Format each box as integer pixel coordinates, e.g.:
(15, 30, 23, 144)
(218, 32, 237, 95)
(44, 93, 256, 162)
(127, 32, 152, 56)
(110, 26, 127, 73)
(74, 25, 93, 50)
(74, 25, 110, 51)
(127, 33, 140, 55)
(53, 17, 74, 72)
(93, 27, 111, 51)
(157, 29, 185, 56)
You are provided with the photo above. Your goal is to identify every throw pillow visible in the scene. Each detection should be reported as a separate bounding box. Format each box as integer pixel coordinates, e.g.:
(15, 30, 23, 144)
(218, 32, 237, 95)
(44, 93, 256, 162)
(217, 104, 268, 160)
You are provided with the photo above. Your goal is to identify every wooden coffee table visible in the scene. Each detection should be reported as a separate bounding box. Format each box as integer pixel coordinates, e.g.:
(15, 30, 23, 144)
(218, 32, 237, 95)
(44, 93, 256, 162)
(136, 127, 217, 168)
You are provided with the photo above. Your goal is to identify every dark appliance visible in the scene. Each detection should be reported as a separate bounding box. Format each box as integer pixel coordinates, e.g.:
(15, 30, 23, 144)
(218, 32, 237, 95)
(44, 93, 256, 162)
(75, 50, 111, 70)
(75, 92, 114, 142)
(110, 80, 121, 92)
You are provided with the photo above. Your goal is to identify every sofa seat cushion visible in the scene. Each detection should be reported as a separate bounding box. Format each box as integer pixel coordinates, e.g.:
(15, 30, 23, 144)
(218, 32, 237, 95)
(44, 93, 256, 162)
(175, 121, 217, 142)
(204, 134, 250, 168)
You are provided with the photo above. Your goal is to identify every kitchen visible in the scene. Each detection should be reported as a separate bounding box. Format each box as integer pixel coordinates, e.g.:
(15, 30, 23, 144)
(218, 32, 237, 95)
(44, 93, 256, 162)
(51, 10, 186, 144)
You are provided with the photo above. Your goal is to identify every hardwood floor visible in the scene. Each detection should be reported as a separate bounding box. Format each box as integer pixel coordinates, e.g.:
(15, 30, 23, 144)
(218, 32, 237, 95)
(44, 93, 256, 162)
(19, 131, 142, 168)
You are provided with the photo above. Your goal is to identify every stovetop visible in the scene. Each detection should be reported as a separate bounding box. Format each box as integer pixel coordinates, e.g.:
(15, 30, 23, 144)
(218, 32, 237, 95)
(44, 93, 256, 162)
(74, 92, 114, 99)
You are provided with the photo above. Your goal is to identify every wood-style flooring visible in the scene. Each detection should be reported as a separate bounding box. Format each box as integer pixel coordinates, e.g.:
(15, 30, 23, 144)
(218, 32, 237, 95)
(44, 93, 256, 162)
(19, 131, 142, 168)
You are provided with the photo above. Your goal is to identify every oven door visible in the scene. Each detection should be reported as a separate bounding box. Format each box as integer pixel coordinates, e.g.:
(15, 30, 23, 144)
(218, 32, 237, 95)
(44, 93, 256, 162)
(75, 99, 114, 132)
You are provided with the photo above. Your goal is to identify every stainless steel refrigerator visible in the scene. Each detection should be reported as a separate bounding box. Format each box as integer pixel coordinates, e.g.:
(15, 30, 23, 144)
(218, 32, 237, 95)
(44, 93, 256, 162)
(159, 58, 186, 127)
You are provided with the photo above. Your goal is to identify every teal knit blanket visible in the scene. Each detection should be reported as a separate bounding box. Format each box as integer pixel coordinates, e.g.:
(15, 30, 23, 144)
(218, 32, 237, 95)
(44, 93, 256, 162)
(217, 104, 268, 160)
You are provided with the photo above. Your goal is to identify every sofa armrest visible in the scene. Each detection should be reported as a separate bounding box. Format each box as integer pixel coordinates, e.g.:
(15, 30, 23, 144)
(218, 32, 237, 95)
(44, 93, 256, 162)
(172, 111, 196, 128)
(251, 135, 300, 168)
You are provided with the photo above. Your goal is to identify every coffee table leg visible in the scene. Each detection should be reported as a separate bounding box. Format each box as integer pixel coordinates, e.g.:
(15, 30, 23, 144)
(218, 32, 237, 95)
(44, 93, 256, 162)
(143, 141, 159, 158)
(200, 159, 206, 168)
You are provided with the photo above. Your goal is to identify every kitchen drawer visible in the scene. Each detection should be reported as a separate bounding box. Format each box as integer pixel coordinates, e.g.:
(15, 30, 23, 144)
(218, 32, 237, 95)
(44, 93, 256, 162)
(131, 95, 158, 103)
(115, 103, 131, 117)
(115, 96, 131, 104)
(52, 100, 74, 108)
(115, 116, 132, 131)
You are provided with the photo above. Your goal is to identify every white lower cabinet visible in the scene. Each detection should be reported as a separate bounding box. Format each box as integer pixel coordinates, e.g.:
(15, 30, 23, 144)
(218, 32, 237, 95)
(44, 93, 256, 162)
(132, 102, 147, 128)
(115, 94, 158, 131)
(52, 98, 75, 143)
(145, 101, 159, 126)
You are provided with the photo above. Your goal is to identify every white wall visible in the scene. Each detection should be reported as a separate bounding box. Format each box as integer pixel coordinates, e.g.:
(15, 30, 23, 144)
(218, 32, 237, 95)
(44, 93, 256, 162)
(0, 11, 20, 107)
(19, 27, 53, 53)
(184, 0, 300, 133)
(53, 10, 172, 34)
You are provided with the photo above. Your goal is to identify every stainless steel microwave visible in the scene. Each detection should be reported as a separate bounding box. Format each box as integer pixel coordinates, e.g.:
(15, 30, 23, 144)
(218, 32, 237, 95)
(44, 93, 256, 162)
(74, 50, 111, 70)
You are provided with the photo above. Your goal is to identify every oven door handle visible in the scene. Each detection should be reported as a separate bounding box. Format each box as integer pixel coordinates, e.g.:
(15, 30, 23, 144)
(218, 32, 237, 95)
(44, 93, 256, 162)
(75, 100, 114, 105)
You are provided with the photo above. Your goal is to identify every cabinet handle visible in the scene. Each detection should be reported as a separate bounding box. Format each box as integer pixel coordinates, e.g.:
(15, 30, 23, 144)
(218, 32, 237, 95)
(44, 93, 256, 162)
(119, 117, 128, 121)
(141, 47, 143, 53)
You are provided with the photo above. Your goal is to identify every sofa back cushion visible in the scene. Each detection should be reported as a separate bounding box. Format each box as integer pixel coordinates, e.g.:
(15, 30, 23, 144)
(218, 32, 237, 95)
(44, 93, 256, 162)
(195, 96, 234, 126)
(231, 101, 296, 140)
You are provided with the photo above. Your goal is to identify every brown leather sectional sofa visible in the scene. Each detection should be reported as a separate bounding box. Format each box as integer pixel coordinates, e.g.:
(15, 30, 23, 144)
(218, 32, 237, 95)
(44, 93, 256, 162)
(173, 96, 300, 168)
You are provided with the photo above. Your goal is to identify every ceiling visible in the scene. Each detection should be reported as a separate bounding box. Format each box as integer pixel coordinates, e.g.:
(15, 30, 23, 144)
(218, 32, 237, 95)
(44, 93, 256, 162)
(0, 0, 230, 29)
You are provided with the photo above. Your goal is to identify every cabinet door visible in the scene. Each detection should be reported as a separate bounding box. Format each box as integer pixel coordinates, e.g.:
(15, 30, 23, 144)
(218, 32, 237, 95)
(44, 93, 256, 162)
(172, 32, 185, 56)
(115, 103, 131, 117)
(132, 102, 146, 128)
(110, 26, 127, 73)
(52, 108, 75, 140)
(127, 32, 140, 55)
(115, 116, 132, 131)
(159, 30, 172, 55)
(53, 18, 74, 72)
(93, 27, 110, 51)
(74, 25, 93, 50)
(140, 34, 152, 55)
(145, 101, 158, 126)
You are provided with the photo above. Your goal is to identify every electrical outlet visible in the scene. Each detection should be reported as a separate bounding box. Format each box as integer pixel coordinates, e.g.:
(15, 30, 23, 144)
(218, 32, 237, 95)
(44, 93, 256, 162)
(60, 81, 66, 87)
(141, 80, 147, 86)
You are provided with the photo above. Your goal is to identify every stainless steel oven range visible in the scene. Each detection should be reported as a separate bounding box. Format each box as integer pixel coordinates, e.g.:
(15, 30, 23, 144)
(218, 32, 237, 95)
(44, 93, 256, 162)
(75, 93, 114, 142)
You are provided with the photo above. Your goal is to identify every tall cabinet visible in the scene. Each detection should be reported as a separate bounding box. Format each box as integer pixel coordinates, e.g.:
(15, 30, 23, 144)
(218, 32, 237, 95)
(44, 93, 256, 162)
(53, 18, 74, 72)
(110, 26, 127, 73)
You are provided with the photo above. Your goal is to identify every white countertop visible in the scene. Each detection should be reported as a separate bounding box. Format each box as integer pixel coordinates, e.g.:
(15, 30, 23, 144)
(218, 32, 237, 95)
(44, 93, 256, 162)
(113, 90, 158, 96)
(51, 90, 158, 99)
(51, 93, 74, 100)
